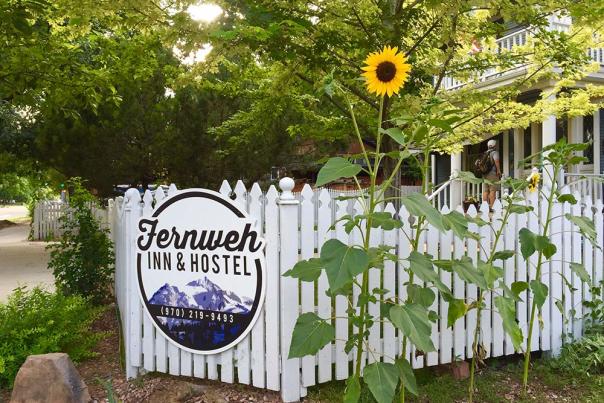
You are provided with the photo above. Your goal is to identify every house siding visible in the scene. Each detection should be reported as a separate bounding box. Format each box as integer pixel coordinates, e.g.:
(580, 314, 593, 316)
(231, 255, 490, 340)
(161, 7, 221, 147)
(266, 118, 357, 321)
(600, 109, 604, 175)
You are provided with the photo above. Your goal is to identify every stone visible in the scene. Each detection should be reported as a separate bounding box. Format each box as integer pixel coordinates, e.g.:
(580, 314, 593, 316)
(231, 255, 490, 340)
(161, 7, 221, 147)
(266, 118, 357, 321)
(10, 353, 91, 403)
(450, 360, 470, 380)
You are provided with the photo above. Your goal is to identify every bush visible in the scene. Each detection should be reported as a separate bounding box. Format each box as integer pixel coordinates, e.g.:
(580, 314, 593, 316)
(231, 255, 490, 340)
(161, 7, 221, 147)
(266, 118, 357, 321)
(0, 287, 104, 388)
(47, 178, 114, 303)
(550, 333, 604, 378)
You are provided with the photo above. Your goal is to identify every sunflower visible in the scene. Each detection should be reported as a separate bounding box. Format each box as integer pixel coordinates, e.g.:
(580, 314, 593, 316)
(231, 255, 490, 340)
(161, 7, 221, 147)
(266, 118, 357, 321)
(527, 171, 540, 192)
(362, 46, 411, 97)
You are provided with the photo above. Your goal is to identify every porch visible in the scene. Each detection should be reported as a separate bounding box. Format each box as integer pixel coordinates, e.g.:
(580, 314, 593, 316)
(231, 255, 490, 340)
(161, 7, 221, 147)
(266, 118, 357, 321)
(441, 108, 604, 207)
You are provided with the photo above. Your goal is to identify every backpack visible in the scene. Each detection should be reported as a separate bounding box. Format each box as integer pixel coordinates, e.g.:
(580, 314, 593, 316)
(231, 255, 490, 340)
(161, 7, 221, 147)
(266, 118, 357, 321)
(474, 149, 494, 177)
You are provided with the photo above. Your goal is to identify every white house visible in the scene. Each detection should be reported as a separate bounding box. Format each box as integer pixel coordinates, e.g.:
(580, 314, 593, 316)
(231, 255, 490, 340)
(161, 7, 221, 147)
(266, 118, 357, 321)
(434, 15, 604, 205)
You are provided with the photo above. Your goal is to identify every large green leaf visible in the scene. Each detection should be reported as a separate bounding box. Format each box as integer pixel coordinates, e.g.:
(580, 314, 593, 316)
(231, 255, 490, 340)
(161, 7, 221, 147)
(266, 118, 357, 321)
(511, 281, 529, 299)
(390, 303, 436, 353)
(478, 260, 504, 289)
(407, 284, 436, 308)
(508, 204, 534, 214)
(366, 211, 403, 230)
(452, 256, 487, 289)
(407, 251, 452, 296)
(447, 298, 468, 327)
(534, 235, 557, 259)
(316, 157, 362, 187)
(395, 357, 418, 396)
(344, 375, 361, 403)
(455, 171, 484, 184)
(320, 239, 369, 294)
(442, 210, 477, 240)
(518, 228, 536, 259)
(288, 312, 335, 358)
(283, 258, 323, 282)
(400, 193, 445, 232)
(493, 250, 515, 261)
(494, 296, 523, 351)
(380, 127, 406, 146)
(565, 214, 598, 246)
(569, 262, 591, 283)
(530, 280, 548, 309)
(363, 362, 399, 403)
(557, 194, 577, 205)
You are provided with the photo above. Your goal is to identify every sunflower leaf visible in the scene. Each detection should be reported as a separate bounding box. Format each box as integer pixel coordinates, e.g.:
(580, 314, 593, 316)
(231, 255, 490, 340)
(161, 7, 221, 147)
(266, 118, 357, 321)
(316, 157, 362, 187)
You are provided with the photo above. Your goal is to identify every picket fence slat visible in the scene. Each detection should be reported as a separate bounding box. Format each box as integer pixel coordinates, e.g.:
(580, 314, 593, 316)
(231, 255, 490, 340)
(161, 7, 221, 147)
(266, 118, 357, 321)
(105, 179, 603, 403)
(466, 204, 479, 359)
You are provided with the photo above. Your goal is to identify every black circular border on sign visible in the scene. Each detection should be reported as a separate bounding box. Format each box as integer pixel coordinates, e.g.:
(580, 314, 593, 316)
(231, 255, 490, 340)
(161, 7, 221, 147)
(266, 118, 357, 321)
(136, 190, 264, 354)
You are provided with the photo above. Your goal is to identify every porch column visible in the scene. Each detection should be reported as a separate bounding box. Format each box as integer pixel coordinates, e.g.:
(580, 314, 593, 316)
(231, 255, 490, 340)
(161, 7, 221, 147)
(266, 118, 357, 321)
(450, 152, 462, 208)
(542, 92, 557, 187)
(513, 128, 524, 178)
(595, 109, 601, 174)
(531, 122, 541, 162)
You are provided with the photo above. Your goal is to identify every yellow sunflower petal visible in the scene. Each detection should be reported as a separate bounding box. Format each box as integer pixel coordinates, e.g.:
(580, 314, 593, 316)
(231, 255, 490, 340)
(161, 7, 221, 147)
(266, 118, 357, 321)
(361, 45, 411, 96)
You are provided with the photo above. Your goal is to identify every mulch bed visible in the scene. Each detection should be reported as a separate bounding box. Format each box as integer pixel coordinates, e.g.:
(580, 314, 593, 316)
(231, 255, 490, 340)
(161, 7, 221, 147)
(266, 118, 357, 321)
(77, 305, 282, 402)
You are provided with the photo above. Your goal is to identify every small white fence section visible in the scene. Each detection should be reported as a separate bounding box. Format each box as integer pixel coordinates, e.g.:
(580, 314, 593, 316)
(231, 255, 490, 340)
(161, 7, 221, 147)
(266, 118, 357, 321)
(111, 179, 604, 402)
(32, 200, 66, 240)
(32, 200, 110, 240)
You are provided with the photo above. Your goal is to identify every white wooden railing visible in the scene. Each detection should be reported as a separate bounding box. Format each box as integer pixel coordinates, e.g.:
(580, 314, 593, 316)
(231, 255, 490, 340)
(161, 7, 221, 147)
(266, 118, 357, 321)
(111, 178, 603, 402)
(562, 172, 604, 203)
(441, 17, 604, 91)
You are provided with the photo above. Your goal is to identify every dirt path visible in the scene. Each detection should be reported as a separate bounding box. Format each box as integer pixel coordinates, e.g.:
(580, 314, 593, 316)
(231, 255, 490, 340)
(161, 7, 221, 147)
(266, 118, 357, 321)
(0, 208, 54, 302)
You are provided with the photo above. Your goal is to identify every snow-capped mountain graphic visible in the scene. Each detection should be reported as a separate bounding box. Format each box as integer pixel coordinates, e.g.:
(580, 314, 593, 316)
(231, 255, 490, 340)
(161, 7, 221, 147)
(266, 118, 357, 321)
(149, 276, 253, 314)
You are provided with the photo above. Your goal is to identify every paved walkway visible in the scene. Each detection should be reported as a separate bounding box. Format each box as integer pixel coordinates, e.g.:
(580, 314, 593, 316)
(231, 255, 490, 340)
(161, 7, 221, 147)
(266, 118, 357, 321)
(0, 206, 54, 302)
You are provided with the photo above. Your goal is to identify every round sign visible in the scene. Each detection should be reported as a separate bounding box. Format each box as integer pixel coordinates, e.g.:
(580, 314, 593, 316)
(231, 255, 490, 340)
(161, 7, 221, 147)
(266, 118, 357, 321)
(136, 189, 266, 354)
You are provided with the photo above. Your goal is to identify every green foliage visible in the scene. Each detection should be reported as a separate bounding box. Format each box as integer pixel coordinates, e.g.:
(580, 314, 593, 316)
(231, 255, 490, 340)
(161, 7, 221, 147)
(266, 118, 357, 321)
(550, 333, 604, 378)
(47, 179, 114, 303)
(288, 312, 335, 358)
(389, 304, 435, 354)
(494, 296, 523, 351)
(316, 157, 363, 187)
(0, 286, 103, 388)
(363, 362, 399, 403)
(320, 239, 369, 294)
(583, 281, 604, 334)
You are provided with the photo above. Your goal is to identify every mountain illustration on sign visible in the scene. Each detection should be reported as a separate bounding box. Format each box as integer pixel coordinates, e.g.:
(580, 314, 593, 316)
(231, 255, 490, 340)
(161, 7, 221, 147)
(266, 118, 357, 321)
(149, 276, 253, 313)
(147, 276, 254, 351)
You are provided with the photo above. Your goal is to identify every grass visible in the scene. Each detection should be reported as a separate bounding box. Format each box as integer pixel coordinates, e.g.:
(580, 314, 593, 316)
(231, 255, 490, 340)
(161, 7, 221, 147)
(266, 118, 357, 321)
(307, 354, 604, 402)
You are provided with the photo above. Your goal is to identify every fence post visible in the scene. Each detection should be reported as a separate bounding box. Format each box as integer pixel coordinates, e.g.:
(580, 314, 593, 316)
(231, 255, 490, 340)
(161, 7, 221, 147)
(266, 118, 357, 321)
(278, 177, 302, 402)
(33, 203, 39, 240)
(124, 188, 142, 379)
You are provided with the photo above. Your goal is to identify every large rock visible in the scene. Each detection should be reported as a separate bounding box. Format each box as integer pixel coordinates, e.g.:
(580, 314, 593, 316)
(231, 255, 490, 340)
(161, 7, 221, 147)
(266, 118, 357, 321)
(10, 353, 91, 403)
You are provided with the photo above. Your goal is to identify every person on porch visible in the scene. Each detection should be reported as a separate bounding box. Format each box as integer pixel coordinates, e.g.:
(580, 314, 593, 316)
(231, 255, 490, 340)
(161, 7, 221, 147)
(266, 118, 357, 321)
(482, 139, 502, 209)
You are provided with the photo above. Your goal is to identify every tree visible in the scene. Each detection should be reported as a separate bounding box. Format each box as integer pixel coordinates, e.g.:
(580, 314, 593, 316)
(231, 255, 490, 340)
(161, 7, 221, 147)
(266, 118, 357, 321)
(208, 0, 604, 186)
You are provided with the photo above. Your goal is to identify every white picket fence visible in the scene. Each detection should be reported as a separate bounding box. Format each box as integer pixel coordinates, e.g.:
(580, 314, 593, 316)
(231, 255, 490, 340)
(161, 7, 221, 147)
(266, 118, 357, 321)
(32, 200, 110, 240)
(110, 179, 604, 402)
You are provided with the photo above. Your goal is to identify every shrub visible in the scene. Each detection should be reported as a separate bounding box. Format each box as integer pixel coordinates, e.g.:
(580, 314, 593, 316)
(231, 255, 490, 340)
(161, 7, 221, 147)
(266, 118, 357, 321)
(0, 287, 104, 388)
(550, 333, 604, 378)
(47, 178, 114, 303)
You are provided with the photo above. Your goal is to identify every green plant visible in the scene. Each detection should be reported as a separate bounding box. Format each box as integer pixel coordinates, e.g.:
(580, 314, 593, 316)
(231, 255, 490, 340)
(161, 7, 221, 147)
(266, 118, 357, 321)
(47, 178, 114, 303)
(283, 48, 482, 403)
(584, 280, 604, 335)
(517, 140, 598, 392)
(549, 333, 604, 379)
(0, 286, 104, 388)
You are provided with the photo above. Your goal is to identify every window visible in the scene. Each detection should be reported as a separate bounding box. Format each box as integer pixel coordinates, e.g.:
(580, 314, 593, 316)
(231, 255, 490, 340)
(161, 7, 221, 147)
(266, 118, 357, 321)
(584, 114, 594, 164)
(523, 126, 532, 159)
(556, 118, 568, 142)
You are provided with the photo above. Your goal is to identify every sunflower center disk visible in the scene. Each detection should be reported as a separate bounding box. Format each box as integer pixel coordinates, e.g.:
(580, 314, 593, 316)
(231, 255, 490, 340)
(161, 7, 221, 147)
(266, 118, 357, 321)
(376, 61, 396, 82)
